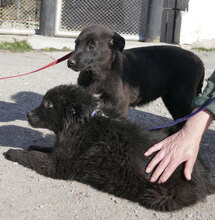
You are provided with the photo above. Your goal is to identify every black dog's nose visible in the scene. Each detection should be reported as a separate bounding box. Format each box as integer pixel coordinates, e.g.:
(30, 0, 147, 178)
(27, 111, 36, 119)
(67, 59, 76, 68)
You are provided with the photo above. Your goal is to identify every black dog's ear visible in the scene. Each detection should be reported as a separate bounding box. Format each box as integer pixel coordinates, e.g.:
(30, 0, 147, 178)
(63, 103, 92, 128)
(62, 105, 77, 131)
(110, 32, 125, 51)
(66, 106, 76, 119)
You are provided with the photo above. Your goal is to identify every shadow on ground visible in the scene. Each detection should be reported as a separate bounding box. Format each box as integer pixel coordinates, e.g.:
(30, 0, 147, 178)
(0, 91, 43, 122)
(0, 91, 54, 149)
(0, 125, 54, 150)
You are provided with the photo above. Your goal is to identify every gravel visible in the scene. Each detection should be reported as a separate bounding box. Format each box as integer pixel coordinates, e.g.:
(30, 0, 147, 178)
(0, 48, 215, 220)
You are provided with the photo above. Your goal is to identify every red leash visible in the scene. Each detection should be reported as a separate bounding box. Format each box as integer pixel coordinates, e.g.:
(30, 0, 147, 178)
(0, 51, 73, 80)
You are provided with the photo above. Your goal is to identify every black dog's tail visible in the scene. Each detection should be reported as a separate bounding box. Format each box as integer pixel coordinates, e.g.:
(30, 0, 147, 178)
(137, 182, 201, 212)
(138, 178, 214, 212)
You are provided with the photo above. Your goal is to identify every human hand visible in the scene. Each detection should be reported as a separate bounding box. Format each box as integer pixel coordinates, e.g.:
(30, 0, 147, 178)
(144, 127, 201, 183)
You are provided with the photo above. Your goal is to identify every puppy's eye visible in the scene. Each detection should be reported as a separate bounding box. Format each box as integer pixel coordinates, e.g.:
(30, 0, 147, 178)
(88, 44, 95, 51)
(44, 101, 53, 109)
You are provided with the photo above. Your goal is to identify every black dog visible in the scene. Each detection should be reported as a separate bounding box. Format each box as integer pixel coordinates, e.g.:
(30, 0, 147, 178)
(67, 24, 205, 119)
(5, 85, 215, 211)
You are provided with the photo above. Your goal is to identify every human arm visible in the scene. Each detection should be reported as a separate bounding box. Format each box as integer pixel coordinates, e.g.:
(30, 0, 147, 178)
(144, 70, 215, 183)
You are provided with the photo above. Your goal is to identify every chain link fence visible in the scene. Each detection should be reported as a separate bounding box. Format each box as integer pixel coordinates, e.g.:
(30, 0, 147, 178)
(0, 0, 40, 33)
(58, 0, 149, 40)
(0, 0, 151, 39)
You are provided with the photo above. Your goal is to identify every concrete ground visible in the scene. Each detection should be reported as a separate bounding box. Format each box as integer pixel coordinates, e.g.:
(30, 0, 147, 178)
(0, 36, 215, 220)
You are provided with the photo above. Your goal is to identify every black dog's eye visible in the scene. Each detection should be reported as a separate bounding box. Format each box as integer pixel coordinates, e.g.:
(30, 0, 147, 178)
(88, 44, 95, 51)
(44, 101, 53, 109)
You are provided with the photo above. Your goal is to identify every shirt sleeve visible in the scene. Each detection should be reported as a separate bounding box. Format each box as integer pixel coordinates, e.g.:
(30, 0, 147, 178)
(192, 70, 215, 118)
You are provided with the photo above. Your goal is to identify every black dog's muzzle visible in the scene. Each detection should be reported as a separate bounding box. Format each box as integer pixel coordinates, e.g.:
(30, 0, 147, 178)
(67, 59, 76, 68)
(27, 111, 40, 127)
(67, 59, 81, 72)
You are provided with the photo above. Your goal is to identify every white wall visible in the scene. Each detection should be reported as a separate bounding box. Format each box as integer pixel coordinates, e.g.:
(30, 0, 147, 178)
(180, 0, 215, 46)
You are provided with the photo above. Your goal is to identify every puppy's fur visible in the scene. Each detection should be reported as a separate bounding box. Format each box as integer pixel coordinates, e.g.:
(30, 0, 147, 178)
(5, 85, 215, 211)
(68, 24, 204, 119)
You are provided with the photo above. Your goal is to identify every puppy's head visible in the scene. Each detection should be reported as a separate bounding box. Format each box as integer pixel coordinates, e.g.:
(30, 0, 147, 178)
(27, 85, 97, 133)
(67, 24, 125, 73)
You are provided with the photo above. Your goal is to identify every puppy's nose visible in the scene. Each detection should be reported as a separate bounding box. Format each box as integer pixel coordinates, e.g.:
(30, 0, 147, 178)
(27, 111, 36, 119)
(67, 59, 76, 68)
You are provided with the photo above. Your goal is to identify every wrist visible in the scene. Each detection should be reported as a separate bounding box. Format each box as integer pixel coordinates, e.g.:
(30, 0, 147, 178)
(183, 109, 213, 139)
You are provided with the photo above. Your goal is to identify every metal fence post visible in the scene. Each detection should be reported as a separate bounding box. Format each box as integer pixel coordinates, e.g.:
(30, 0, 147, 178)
(146, 0, 164, 42)
(40, 0, 56, 36)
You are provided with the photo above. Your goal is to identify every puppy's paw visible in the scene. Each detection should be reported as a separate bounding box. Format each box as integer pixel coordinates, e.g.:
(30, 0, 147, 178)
(27, 145, 52, 153)
(4, 149, 23, 162)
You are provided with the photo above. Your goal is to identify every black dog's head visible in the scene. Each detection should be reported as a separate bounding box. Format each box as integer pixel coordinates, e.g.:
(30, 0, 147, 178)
(67, 24, 125, 72)
(27, 85, 97, 134)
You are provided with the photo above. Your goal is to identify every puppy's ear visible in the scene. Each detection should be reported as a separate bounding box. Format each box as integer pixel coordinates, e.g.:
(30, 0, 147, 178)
(110, 32, 125, 51)
(62, 106, 77, 131)
(64, 103, 92, 126)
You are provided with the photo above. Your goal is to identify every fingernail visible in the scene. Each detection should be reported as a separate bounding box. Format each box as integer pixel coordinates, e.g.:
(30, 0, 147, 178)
(144, 152, 149, 156)
(150, 177, 155, 182)
(146, 168, 151, 173)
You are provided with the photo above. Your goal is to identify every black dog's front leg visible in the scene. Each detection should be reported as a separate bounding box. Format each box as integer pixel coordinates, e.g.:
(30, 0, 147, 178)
(5, 149, 55, 178)
(27, 145, 53, 153)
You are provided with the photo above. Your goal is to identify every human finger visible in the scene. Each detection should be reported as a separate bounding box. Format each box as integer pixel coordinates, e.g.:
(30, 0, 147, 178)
(145, 150, 165, 173)
(149, 156, 171, 182)
(144, 142, 163, 156)
(158, 160, 179, 183)
(184, 159, 195, 180)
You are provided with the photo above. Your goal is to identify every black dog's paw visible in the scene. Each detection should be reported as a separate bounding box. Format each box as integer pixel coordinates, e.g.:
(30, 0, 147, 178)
(4, 149, 23, 162)
(27, 145, 52, 153)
